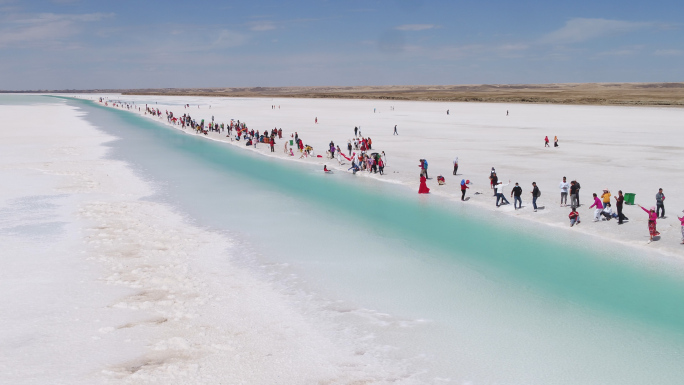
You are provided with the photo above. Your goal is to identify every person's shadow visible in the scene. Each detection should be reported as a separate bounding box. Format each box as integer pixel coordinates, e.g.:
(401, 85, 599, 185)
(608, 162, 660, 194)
(537, 206, 546, 210)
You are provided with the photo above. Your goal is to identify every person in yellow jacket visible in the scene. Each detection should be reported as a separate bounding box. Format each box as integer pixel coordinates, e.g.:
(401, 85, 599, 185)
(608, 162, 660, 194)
(601, 189, 611, 207)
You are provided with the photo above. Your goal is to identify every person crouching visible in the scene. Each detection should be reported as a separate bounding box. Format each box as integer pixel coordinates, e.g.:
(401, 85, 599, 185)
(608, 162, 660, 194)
(569, 208, 580, 227)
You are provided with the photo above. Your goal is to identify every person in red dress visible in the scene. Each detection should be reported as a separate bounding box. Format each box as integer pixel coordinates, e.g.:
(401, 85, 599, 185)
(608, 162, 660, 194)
(418, 176, 430, 194)
(638, 204, 660, 242)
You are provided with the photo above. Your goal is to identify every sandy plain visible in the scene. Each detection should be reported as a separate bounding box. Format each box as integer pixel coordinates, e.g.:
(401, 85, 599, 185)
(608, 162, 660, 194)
(122, 82, 684, 106)
(7, 82, 684, 106)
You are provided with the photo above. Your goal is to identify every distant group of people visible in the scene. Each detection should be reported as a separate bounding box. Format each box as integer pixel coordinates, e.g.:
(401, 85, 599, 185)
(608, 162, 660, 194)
(567, 181, 677, 244)
(490, 171, 541, 211)
(544, 136, 559, 147)
(348, 152, 385, 175)
(440, 161, 680, 244)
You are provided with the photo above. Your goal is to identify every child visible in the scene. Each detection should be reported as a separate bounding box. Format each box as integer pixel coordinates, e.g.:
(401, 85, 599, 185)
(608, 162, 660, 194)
(569, 208, 580, 226)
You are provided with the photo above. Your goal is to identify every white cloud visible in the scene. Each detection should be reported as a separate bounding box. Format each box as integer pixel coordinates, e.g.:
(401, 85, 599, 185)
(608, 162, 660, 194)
(0, 20, 73, 47)
(540, 18, 650, 44)
(395, 24, 437, 31)
(9, 12, 113, 24)
(428, 44, 486, 61)
(497, 44, 529, 52)
(0, 12, 113, 48)
(248, 21, 276, 31)
(597, 49, 638, 57)
(213, 30, 247, 47)
(654, 49, 683, 56)
(595, 45, 644, 57)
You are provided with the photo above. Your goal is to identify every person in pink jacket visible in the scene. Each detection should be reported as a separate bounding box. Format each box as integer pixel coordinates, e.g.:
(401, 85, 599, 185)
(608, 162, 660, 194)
(678, 210, 684, 244)
(637, 204, 660, 242)
(589, 193, 604, 222)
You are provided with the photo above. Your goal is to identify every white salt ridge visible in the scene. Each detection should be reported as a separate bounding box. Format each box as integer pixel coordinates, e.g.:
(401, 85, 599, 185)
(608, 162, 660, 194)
(0, 98, 425, 384)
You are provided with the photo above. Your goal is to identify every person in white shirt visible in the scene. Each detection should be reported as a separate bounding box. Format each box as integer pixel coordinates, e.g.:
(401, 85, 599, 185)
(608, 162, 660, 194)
(559, 176, 570, 207)
(601, 203, 614, 221)
(495, 180, 510, 207)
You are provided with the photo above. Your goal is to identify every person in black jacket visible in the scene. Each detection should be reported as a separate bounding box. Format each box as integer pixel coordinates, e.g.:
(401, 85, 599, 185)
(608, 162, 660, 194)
(570, 180, 579, 208)
(531, 182, 540, 212)
(490, 173, 498, 196)
(614, 190, 629, 224)
(576, 181, 581, 206)
(511, 182, 523, 210)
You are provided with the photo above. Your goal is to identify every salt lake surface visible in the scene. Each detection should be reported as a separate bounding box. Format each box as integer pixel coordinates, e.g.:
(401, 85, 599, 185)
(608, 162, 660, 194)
(2, 95, 684, 384)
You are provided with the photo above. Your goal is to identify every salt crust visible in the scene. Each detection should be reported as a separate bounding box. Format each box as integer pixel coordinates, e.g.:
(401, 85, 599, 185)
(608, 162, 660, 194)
(0, 99, 424, 384)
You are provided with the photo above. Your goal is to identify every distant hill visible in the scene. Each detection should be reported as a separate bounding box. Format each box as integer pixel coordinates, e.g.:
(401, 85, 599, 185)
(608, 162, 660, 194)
(4, 83, 684, 106)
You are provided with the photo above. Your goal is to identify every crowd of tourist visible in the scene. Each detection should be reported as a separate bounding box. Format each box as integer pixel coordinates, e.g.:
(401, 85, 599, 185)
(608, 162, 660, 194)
(101, 98, 683, 246)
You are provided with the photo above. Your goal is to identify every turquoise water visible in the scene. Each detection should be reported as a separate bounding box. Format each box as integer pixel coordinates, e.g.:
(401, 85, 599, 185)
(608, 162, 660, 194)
(28, 95, 684, 383)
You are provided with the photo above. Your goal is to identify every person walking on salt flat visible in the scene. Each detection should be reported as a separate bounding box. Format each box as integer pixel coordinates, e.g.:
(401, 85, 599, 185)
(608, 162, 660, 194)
(511, 182, 522, 210)
(531, 182, 541, 212)
(589, 193, 604, 222)
(495, 180, 510, 207)
(544, 136, 550, 147)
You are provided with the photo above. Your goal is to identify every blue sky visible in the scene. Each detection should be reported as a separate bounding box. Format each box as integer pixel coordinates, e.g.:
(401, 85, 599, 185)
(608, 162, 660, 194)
(1, 0, 683, 89)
